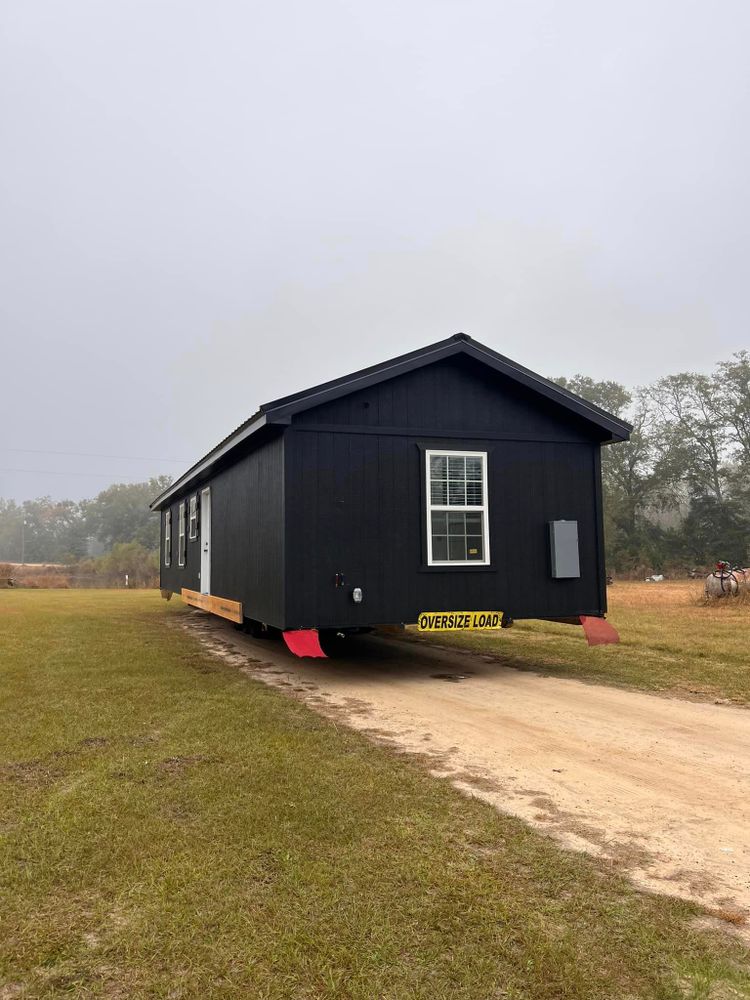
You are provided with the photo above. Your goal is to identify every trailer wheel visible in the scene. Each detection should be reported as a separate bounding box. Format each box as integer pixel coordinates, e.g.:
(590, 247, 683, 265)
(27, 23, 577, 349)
(318, 627, 373, 656)
(243, 619, 280, 640)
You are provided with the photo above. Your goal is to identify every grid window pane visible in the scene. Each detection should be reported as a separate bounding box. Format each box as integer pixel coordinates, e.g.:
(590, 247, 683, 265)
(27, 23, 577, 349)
(430, 455, 447, 480)
(466, 535, 484, 560)
(465, 512, 482, 532)
(448, 480, 466, 505)
(427, 452, 488, 563)
(466, 480, 483, 505)
(447, 512, 465, 534)
(188, 496, 197, 540)
(431, 534, 448, 561)
(431, 511, 447, 533)
(448, 536, 466, 561)
(430, 480, 447, 505)
(178, 503, 186, 566)
(431, 512, 450, 562)
(447, 456, 465, 479)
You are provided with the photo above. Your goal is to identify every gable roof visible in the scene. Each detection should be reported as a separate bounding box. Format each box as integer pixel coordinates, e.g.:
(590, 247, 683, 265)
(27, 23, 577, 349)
(151, 333, 632, 510)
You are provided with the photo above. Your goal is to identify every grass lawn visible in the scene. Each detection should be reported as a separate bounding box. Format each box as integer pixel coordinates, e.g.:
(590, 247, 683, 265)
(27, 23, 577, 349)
(1, 590, 749, 999)
(410, 581, 750, 706)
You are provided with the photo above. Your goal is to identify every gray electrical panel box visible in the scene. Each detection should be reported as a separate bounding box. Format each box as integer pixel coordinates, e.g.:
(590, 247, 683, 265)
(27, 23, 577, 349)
(549, 520, 580, 578)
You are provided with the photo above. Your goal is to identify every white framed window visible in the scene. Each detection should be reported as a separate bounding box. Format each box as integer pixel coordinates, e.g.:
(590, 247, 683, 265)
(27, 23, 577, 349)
(178, 501, 186, 567)
(426, 450, 490, 566)
(164, 510, 172, 567)
(188, 495, 198, 541)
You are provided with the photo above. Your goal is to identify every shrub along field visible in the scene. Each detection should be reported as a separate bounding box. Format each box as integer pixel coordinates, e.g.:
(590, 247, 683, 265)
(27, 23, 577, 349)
(412, 580, 750, 706)
(1, 590, 749, 999)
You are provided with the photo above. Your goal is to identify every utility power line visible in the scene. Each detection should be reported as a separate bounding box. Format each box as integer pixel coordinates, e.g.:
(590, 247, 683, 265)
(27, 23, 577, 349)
(0, 468, 166, 479)
(3, 447, 188, 463)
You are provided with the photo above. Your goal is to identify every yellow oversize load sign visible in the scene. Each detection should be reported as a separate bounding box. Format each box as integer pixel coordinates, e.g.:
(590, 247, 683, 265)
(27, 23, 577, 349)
(417, 610, 503, 632)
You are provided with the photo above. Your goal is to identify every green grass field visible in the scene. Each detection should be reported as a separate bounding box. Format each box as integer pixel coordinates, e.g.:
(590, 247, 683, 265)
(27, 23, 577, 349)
(410, 580, 750, 705)
(1, 590, 748, 999)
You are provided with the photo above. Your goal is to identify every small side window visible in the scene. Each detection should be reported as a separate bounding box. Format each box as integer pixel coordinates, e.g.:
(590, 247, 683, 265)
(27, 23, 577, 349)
(164, 510, 171, 567)
(178, 502, 186, 567)
(188, 495, 198, 541)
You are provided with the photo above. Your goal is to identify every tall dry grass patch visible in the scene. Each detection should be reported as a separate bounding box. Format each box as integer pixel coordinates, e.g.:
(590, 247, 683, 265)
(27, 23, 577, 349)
(613, 578, 749, 610)
(1, 563, 72, 588)
(19, 573, 72, 589)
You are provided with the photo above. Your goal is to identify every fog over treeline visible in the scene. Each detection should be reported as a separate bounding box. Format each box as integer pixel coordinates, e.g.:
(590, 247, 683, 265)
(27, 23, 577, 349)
(0, 478, 172, 565)
(1, 352, 748, 574)
(3, 2, 750, 510)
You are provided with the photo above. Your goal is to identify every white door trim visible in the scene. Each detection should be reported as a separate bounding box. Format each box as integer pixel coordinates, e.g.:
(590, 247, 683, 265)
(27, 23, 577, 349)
(200, 487, 211, 595)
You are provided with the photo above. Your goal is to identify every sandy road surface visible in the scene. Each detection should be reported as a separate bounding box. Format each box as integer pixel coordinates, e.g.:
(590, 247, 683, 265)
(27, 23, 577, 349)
(179, 612, 750, 924)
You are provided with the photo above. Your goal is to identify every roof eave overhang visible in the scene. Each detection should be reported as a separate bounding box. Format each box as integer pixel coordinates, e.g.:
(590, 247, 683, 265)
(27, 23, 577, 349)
(264, 339, 633, 442)
(149, 413, 291, 510)
(150, 335, 632, 510)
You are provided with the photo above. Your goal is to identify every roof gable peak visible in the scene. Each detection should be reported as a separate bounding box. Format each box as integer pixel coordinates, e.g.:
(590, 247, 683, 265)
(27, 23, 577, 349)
(151, 332, 631, 510)
(261, 333, 632, 443)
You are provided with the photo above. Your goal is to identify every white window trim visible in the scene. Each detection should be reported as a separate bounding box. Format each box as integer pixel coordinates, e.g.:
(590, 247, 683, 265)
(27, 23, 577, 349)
(164, 510, 171, 567)
(178, 501, 186, 567)
(425, 449, 490, 567)
(188, 495, 198, 541)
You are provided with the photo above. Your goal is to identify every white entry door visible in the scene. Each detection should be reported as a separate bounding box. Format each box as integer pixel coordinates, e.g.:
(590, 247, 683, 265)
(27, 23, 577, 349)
(200, 487, 211, 595)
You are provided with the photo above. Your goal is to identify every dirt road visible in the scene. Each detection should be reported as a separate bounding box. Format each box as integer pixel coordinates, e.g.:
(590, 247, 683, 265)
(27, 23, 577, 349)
(181, 612, 750, 924)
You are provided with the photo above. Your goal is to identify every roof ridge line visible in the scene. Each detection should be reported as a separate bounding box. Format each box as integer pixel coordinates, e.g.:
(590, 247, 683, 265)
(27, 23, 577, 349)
(150, 333, 632, 510)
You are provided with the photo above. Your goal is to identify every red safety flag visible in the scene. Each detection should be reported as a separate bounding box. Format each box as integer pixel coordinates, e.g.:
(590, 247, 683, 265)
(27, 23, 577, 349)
(579, 615, 620, 646)
(282, 629, 328, 658)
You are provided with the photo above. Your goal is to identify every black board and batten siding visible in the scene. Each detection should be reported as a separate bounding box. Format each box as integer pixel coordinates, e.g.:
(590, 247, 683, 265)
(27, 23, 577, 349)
(159, 433, 285, 625)
(284, 356, 606, 628)
(154, 336, 630, 632)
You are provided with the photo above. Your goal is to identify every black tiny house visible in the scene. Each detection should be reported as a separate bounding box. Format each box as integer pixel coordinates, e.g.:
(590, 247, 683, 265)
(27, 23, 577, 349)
(151, 334, 631, 654)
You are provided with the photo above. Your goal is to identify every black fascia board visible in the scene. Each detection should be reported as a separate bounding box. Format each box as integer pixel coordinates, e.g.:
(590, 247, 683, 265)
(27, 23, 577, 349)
(263, 334, 633, 441)
(149, 413, 290, 510)
(150, 333, 632, 510)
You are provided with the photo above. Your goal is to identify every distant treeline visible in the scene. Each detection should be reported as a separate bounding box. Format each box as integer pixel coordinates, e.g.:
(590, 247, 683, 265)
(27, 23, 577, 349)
(0, 477, 172, 565)
(1, 352, 748, 578)
(554, 350, 750, 574)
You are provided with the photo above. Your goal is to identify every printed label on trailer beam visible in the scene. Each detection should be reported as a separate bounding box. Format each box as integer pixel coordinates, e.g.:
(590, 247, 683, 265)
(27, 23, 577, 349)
(416, 611, 503, 632)
(181, 588, 243, 624)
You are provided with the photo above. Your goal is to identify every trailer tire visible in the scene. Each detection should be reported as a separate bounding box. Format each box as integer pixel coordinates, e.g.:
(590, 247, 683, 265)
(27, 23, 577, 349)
(243, 619, 280, 640)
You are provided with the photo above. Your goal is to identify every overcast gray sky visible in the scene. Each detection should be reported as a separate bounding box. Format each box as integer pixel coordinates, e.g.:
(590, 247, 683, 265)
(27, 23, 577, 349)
(2, 0, 749, 502)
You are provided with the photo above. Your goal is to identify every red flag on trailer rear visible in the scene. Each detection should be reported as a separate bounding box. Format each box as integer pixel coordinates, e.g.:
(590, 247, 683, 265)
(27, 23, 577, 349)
(282, 630, 328, 658)
(580, 616, 620, 646)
